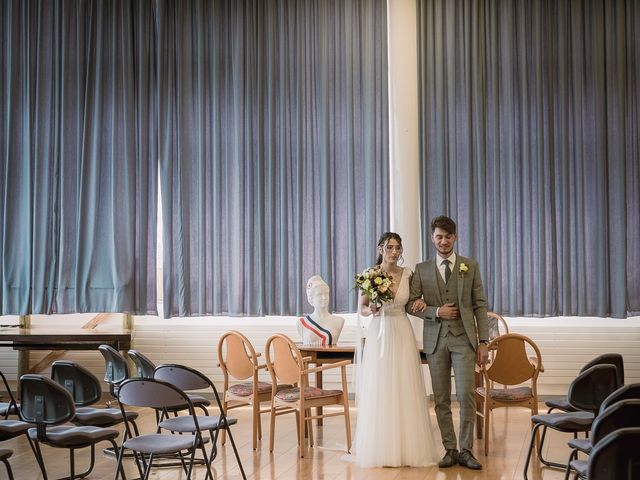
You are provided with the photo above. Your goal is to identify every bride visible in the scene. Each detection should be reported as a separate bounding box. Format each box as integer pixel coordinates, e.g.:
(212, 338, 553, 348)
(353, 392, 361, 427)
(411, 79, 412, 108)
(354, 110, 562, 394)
(352, 232, 440, 467)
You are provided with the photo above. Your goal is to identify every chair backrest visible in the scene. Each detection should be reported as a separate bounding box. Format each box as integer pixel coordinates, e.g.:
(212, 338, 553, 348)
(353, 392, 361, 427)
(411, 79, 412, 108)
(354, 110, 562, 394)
(154, 364, 224, 409)
(117, 378, 191, 410)
(485, 333, 542, 386)
(127, 350, 156, 379)
(98, 344, 130, 396)
(51, 360, 102, 407)
(218, 331, 259, 381)
(587, 427, 640, 480)
(591, 399, 640, 445)
(19, 375, 75, 426)
(581, 353, 624, 388)
(600, 383, 640, 413)
(264, 334, 303, 386)
(568, 364, 619, 413)
(0, 370, 18, 419)
(487, 312, 509, 341)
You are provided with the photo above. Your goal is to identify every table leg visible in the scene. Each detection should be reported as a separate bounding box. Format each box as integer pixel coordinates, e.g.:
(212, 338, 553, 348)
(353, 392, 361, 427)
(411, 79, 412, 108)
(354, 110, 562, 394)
(316, 369, 323, 426)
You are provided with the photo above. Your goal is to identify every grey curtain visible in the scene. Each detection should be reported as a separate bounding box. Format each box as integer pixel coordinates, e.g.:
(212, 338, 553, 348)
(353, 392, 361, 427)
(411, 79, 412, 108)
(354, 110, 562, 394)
(158, 0, 389, 317)
(0, 1, 157, 315)
(417, 0, 639, 317)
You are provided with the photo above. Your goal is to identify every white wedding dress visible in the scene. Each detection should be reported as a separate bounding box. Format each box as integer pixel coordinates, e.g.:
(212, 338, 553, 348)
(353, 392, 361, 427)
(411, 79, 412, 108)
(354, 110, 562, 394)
(351, 267, 440, 467)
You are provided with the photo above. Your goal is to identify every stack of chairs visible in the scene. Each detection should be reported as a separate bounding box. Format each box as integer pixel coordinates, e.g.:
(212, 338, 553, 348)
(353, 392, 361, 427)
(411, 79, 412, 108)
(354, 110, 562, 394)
(523, 353, 625, 479)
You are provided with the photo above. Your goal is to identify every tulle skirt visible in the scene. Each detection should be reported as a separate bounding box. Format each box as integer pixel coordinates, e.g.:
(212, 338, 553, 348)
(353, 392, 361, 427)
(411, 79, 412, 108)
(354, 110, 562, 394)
(351, 308, 440, 467)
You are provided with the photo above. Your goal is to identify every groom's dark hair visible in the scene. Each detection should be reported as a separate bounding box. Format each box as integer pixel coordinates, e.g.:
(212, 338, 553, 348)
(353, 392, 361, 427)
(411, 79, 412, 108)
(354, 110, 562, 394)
(431, 215, 457, 234)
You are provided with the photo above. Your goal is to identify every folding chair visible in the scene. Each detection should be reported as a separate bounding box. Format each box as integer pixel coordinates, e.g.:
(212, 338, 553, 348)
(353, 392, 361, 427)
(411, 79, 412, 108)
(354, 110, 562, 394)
(51, 360, 139, 431)
(545, 353, 624, 414)
(128, 350, 211, 418)
(564, 399, 640, 479)
(0, 448, 14, 480)
(587, 427, 640, 480)
(19, 374, 125, 480)
(523, 364, 619, 479)
(115, 377, 212, 480)
(154, 364, 247, 479)
(0, 370, 19, 418)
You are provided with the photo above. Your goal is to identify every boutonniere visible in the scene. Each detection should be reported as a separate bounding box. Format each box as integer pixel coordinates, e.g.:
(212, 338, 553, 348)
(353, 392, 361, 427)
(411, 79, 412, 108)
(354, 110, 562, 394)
(459, 262, 469, 274)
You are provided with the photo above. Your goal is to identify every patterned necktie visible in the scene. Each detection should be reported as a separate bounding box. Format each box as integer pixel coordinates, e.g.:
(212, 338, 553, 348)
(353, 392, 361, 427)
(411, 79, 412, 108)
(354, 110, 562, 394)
(443, 259, 451, 283)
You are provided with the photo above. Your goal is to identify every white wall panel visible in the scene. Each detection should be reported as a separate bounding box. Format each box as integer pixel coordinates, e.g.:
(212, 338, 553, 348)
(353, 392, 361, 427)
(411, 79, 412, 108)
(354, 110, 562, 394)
(1, 314, 638, 398)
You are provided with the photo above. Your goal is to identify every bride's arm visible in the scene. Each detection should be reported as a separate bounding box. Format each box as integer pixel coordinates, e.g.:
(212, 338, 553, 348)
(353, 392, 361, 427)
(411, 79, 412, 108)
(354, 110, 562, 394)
(406, 268, 437, 320)
(359, 294, 378, 316)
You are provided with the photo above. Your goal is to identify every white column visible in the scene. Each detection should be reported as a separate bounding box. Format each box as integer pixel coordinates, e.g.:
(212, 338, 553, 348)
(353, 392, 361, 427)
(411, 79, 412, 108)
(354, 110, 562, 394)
(387, 0, 422, 269)
(387, 2, 429, 390)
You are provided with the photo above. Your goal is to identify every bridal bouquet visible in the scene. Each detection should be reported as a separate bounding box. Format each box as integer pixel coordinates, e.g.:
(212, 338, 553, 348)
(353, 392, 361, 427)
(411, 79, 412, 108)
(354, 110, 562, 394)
(354, 266, 393, 307)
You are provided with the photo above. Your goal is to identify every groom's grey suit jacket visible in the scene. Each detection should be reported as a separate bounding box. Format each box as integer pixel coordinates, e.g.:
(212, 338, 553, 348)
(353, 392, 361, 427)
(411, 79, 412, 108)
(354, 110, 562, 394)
(408, 256, 489, 355)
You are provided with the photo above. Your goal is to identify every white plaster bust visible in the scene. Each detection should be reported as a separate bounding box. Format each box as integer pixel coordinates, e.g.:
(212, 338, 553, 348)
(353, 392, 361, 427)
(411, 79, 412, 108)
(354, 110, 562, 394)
(297, 275, 345, 346)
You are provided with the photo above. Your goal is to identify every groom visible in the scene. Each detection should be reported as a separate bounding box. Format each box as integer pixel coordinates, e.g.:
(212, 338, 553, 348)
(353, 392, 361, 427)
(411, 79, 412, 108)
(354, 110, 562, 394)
(407, 215, 489, 470)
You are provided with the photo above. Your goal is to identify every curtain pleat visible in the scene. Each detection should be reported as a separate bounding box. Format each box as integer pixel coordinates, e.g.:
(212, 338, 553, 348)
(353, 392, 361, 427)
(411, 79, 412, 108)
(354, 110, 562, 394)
(157, 0, 389, 317)
(0, 0, 157, 315)
(417, 0, 639, 317)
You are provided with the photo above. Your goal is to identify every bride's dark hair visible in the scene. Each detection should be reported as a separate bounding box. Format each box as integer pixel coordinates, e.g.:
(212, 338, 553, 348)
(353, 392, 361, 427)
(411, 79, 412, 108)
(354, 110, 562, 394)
(375, 232, 403, 265)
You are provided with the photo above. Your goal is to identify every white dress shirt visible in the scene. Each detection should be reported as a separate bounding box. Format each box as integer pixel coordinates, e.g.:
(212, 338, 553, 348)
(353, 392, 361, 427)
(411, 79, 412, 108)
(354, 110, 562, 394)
(436, 252, 457, 282)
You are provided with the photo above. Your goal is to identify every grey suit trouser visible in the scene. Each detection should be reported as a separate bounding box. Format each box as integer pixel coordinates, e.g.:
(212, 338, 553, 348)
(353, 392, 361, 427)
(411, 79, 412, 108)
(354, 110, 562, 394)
(426, 332, 476, 452)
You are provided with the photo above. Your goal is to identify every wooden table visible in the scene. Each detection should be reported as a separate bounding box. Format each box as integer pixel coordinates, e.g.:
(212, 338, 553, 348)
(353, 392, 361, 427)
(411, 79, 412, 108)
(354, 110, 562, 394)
(0, 327, 132, 377)
(0, 328, 131, 351)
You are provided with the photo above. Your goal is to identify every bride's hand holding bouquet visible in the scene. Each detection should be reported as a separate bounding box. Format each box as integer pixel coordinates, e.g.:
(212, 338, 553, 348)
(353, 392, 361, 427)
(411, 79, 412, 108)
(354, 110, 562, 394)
(354, 266, 393, 316)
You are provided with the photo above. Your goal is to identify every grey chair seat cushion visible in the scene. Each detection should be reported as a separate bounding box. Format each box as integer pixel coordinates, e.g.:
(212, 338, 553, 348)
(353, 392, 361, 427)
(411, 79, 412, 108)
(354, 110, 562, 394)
(567, 437, 592, 454)
(159, 415, 237, 433)
(73, 407, 138, 426)
(0, 420, 30, 440)
(28, 425, 119, 447)
(123, 433, 198, 455)
(0, 403, 18, 417)
(569, 458, 588, 477)
(531, 411, 594, 431)
(544, 397, 577, 412)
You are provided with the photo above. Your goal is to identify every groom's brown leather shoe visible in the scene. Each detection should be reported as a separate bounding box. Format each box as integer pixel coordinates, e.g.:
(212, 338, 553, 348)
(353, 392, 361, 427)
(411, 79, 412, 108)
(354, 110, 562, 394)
(458, 449, 482, 470)
(438, 449, 458, 468)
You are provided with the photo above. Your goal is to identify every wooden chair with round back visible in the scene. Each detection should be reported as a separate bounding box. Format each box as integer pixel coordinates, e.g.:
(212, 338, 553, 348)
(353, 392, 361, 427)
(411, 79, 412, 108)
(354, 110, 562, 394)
(475, 333, 543, 456)
(264, 333, 351, 458)
(217, 331, 276, 451)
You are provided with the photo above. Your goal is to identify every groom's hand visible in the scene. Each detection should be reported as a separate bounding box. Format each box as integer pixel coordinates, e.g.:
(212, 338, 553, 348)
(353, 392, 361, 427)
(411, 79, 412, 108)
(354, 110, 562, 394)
(439, 303, 459, 320)
(477, 343, 489, 365)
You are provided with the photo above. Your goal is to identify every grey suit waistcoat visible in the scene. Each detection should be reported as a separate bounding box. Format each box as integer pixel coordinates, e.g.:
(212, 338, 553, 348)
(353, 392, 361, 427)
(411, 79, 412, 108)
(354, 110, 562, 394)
(437, 267, 466, 337)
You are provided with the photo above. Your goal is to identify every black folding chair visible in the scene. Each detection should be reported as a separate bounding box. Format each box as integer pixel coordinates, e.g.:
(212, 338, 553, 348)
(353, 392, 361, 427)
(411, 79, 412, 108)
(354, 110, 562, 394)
(0, 448, 14, 480)
(154, 364, 247, 479)
(564, 399, 640, 479)
(115, 378, 211, 480)
(587, 427, 640, 480)
(128, 350, 211, 418)
(51, 360, 139, 431)
(98, 344, 131, 402)
(545, 353, 624, 414)
(598, 382, 640, 413)
(0, 370, 19, 419)
(523, 364, 619, 479)
(19, 374, 126, 480)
